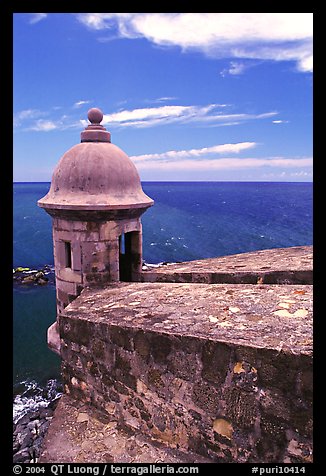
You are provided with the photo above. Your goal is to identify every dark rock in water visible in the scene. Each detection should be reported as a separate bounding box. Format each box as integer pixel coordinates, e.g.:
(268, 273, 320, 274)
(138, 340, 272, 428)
(13, 439, 21, 453)
(14, 423, 27, 437)
(13, 265, 53, 286)
(27, 419, 40, 432)
(15, 414, 31, 427)
(21, 275, 36, 284)
(16, 430, 33, 449)
(31, 436, 44, 453)
(27, 410, 41, 420)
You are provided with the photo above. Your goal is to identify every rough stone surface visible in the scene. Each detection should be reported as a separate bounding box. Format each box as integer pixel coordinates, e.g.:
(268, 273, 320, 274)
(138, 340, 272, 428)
(142, 246, 313, 284)
(40, 395, 212, 463)
(51, 281, 312, 463)
(60, 282, 312, 355)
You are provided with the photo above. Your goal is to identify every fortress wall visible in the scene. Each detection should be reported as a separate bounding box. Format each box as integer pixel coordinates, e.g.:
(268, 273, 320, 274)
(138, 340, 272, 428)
(58, 281, 312, 463)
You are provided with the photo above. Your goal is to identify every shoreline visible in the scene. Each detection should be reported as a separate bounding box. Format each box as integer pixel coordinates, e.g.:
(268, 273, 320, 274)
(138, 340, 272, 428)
(13, 379, 63, 463)
(13, 396, 61, 463)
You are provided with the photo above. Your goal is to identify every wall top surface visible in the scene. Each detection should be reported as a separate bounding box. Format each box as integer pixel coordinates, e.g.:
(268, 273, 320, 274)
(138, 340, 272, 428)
(62, 280, 312, 357)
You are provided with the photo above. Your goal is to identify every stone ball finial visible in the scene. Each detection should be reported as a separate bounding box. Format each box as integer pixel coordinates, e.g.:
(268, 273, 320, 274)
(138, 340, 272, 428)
(88, 108, 103, 125)
(80, 107, 110, 142)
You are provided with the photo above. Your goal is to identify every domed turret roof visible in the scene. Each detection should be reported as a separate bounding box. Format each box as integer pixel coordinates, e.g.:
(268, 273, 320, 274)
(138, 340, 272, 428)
(38, 108, 153, 211)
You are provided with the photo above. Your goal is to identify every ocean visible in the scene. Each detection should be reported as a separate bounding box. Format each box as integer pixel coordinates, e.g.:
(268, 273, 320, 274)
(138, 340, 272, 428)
(13, 181, 313, 421)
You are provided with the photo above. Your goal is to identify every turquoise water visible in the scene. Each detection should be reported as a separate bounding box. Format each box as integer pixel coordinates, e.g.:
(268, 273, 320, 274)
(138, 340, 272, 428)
(13, 284, 60, 384)
(13, 181, 313, 419)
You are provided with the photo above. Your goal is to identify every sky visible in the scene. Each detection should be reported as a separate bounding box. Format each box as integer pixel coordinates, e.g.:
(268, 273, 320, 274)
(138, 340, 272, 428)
(13, 13, 313, 182)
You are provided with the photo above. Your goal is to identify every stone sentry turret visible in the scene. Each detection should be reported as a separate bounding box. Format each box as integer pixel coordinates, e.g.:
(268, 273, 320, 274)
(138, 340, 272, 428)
(38, 108, 154, 354)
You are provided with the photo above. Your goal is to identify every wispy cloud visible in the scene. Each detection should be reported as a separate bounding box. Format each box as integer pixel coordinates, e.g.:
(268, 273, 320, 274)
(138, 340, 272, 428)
(103, 104, 214, 128)
(76, 13, 313, 73)
(263, 170, 312, 180)
(15, 103, 279, 132)
(151, 96, 178, 103)
(131, 152, 313, 172)
(129, 140, 312, 173)
(220, 61, 251, 77)
(272, 119, 289, 124)
(73, 100, 91, 109)
(14, 102, 91, 131)
(129, 140, 312, 175)
(14, 108, 61, 131)
(288, 170, 313, 178)
(29, 120, 58, 131)
(101, 104, 278, 128)
(131, 142, 257, 163)
(29, 13, 48, 25)
(14, 109, 45, 127)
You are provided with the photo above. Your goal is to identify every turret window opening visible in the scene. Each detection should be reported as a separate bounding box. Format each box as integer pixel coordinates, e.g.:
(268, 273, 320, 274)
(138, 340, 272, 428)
(64, 241, 72, 269)
(119, 233, 132, 281)
(120, 234, 126, 255)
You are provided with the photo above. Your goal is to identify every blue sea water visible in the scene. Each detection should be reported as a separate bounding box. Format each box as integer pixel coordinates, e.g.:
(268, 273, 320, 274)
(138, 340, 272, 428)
(13, 181, 313, 419)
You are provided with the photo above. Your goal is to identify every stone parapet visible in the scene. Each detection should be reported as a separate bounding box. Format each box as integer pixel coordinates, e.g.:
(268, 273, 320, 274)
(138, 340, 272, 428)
(141, 246, 313, 285)
(55, 281, 312, 463)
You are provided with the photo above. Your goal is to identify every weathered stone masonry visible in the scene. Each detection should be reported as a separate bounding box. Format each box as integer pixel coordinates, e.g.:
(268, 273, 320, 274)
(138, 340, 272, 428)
(57, 280, 312, 463)
(38, 108, 153, 356)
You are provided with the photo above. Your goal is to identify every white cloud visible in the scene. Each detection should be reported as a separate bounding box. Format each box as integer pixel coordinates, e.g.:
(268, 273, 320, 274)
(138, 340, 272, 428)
(102, 104, 278, 128)
(76, 13, 313, 72)
(14, 108, 81, 132)
(263, 170, 312, 180)
(103, 104, 215, 128)
(220, 61, 248, 77)
(151, 96, 178, 103)
(29, 120, 58, 131)
(14, 109, 45, 127)
(106, 105, 193, 122)
(76, 13, 134, 31)
(29, 13, 48, 24)
(129, 141, 312, 174)
(132, 155, 313, 172)
(131, 142, 257, 163)
(232, 42, 313, 73)
(289, 170, 313, 177)
(73, 100, 91, 108)
(13, 103, 278, 132)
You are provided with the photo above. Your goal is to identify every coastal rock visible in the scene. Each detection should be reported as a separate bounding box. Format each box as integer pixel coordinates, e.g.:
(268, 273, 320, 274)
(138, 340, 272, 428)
(21, 276, 37, 284)
(16, 430, 33, 449)
(13, 266, 52, 286)
(14, 414, 30, 427)
(13, 398, 60, 463)
(13, 448, 31, 463)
